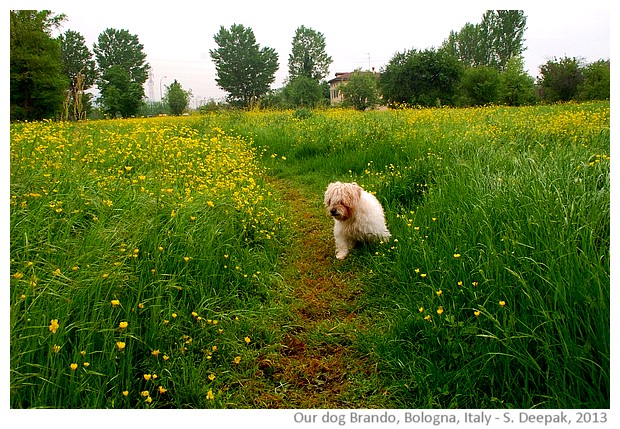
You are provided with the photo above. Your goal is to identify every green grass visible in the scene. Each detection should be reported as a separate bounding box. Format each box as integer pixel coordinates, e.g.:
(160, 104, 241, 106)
(10, 102, 610, 408)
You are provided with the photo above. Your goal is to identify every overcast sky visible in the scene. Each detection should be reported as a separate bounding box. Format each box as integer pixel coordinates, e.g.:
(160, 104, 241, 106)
(12, 0, 611, 105)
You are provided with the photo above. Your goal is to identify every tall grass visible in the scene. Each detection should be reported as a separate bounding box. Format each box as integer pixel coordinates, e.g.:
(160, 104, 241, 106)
(225, 103, 610, 408)
(10, 102, 609, 409)
(10, 118, 289, 408)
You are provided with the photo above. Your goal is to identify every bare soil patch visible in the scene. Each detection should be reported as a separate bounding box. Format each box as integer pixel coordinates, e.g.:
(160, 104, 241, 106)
(250, 180, 388, 408)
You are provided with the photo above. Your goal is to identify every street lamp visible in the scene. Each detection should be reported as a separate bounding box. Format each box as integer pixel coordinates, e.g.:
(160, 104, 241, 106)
(159, 76, 168, 102)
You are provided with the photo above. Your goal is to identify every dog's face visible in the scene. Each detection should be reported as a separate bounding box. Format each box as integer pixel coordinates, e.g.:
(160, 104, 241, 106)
(324, 182, 362, 221)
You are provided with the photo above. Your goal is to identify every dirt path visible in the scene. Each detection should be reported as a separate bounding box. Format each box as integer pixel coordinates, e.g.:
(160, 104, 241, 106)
(254, 181, 389, 408)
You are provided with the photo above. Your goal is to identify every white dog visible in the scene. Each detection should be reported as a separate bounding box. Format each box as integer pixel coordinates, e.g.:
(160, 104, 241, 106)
(324, 181, 391, 259)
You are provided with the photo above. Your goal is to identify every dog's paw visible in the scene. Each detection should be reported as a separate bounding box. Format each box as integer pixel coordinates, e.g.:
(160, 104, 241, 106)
(335, 250, 348, 260)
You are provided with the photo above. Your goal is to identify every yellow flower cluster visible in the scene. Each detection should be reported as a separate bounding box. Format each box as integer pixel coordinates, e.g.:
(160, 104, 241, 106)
(10, 117, 284, 245)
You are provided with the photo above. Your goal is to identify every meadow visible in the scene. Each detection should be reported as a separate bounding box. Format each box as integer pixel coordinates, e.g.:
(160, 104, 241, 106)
(10, 102, 610, 409)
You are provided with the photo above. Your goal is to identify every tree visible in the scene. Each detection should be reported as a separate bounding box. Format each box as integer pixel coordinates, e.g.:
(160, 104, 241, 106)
(578, 59, 610, 101)
(538, 56, 584, 102)
(283, 76, 325, 108)
(164, 79, 191, 115)
(288, 26, 332, 81)
(210, 24, 279, 107)
(98, 65, 144, 117)
(10, 10, 67, 121)
(379, 48, 463, 106)
(340, 69, 380, 110)
(459, 66, 500, 106)
(498, 56, 535, 106)
(442, 10, 527, 71)
(443, 22, 493, 68)
(491, 10, 527, 71)
(59, 29, 97, 120)
(94, 28, 149, 117)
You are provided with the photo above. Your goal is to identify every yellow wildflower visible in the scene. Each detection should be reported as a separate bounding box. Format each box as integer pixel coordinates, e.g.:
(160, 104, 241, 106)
(499, 300, 506, 307)
(233, 356, 241, 364)
(119, 321, 128, 329)
(474, 310, 481, 317)
(244, 336, 251, 344)
(49, 319, 59, 334)
(206, 389, 214, 400)
(70, 363, 78, 371)
(116, 341, 126, 350)
(437, 306, 444, 315)
(152, 349, 160, 357)
(111, 299, 121, 307)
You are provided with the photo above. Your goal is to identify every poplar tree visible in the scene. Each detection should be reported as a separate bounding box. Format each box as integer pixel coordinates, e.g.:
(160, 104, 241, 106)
(288, 25, 332, 81)
(94, 28, 149, 117)
(210, 24, 278, 107)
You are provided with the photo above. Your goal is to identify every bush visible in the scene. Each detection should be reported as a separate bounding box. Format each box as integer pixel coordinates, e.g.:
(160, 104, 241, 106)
(458, 66, 500, 106)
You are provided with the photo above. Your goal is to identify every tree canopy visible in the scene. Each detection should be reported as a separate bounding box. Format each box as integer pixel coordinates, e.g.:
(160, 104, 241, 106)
(59, 29, 97, 120)
(10, 10, 67, 121)
(210, 24, 279, 107)
(340, 69, 380, 110)
(288, 26, 332, 82)
(442, 10, 527, 71)
(165, 79, 191, 115)
(94, 28, 149, 117)
(379, 48, 463, 106)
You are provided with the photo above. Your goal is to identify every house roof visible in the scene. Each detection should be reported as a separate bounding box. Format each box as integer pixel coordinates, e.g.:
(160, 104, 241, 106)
(328, 70, 380, 84)
(327, 72, 354, 84)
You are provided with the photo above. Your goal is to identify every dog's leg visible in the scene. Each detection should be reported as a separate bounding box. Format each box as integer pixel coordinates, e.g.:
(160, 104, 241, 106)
(334, 234, 354, 260)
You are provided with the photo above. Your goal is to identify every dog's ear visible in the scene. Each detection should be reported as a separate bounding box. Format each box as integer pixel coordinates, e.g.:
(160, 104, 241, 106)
(324, 183, 334, 207)
(352, 183, 362, 201)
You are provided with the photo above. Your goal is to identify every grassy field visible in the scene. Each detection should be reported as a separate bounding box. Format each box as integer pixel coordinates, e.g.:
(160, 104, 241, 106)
(10, 102, 609, 409)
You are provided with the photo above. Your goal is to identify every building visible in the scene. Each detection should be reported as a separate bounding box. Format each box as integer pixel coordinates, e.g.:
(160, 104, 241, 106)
(328, 72, 354, 105)
(327, 69, 381, 105)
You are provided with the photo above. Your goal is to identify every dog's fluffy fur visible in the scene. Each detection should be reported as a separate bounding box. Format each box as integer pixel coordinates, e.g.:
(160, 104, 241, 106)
(324, 181, 391, 259)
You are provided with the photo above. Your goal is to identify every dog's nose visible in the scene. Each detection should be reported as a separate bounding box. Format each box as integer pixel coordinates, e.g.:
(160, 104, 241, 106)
(330, 209, 338, 216)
